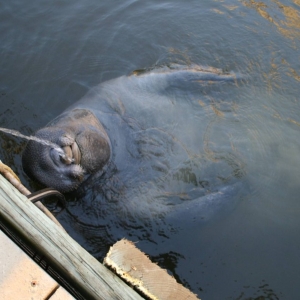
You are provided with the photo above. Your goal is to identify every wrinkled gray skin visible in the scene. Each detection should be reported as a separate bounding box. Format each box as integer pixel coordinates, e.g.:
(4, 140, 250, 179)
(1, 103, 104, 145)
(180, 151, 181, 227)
(22, 65, 244, 222)
(23, 109, 111, 192)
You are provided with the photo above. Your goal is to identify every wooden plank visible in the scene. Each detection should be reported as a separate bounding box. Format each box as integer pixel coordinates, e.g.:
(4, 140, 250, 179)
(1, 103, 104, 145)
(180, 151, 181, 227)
(0, 160, 66, 230)
(0, 175, 143, 300)
(104, 239, 200, 300)
(0, 229, 61, 300)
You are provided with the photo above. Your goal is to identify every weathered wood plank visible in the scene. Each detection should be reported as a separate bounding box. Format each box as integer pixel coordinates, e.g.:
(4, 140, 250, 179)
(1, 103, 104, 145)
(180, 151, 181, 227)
(0, 175, 143, 300)
(0, 160, 65, 230)
(104, 239, 200, 300)
(0, 229, 62, 300)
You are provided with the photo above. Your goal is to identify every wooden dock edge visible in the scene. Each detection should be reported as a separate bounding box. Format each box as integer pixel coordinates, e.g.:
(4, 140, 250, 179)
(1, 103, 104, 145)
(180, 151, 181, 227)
(0, 174, 143, 300)
(0, 228, 75, 300)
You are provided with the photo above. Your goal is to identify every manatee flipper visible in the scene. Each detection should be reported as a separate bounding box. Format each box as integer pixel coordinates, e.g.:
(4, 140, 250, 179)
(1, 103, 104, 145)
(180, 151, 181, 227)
(129, 64, 242, 92)
(164, 183, 245, 228)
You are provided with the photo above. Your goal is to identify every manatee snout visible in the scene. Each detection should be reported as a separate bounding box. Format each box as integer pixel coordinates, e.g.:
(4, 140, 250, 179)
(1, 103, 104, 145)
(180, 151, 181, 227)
(22, 109, 111, 193)
(22, 129, 85, 192)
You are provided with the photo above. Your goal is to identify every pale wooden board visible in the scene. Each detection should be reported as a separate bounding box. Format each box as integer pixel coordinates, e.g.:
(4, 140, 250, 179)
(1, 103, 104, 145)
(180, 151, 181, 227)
(0, 175, 143, 300)
(0, 229, 60, 300)
(104, 239, 200, 300)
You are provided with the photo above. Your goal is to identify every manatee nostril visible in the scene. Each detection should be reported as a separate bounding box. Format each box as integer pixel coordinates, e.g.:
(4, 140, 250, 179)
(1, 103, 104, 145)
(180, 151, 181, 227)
(63, 145, 73, 159)
(71, 141, 81, 165)
(50, 147, 72, 166)
(59, 149, 73, 165)
(61, 146, 73, 164)
(59, 143, 81, 165)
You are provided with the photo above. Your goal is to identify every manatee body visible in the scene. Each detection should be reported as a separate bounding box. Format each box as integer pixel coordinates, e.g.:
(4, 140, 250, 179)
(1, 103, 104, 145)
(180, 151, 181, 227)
(22, 65, 244, 227)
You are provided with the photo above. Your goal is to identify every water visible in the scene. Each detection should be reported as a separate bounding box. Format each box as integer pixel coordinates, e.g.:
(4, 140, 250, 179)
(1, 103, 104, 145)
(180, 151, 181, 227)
(1, 1, 300, 299)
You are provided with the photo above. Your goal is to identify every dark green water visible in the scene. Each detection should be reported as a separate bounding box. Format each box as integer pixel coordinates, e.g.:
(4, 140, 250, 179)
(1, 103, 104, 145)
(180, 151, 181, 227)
(1, 1, 300, 299)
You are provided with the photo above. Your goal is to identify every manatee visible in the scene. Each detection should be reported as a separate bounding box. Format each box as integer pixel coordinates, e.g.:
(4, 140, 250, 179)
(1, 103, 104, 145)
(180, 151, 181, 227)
(22, 65, 245, 227)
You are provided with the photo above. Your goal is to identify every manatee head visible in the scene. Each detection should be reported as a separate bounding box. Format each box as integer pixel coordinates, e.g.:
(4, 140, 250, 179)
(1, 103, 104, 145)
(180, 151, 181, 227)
(22, 109, 111, 192)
